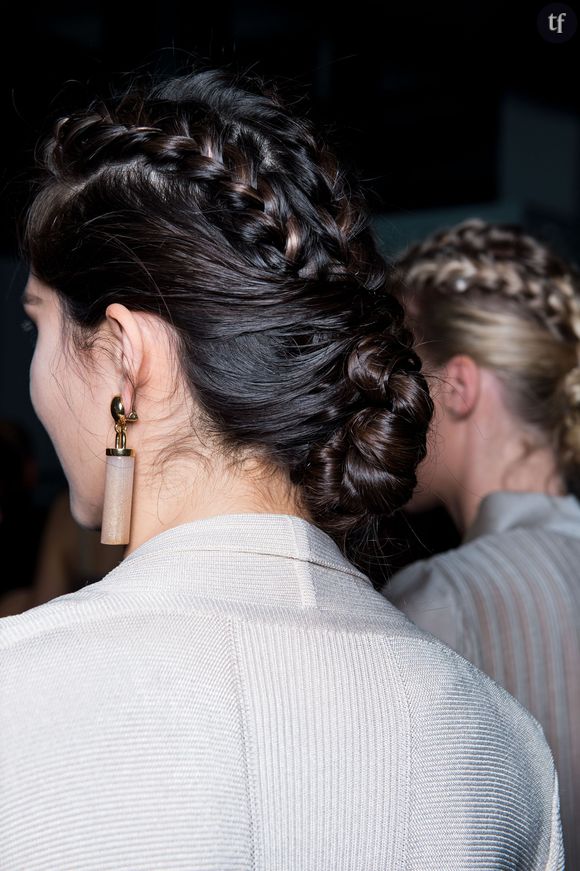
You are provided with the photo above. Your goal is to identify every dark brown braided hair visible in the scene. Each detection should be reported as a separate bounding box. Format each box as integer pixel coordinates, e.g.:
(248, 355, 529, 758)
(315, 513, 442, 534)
(17, 64, 433, 567)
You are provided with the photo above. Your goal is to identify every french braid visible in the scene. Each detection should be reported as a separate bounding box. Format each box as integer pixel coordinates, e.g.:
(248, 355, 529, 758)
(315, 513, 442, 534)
(19, 65, 433, 563)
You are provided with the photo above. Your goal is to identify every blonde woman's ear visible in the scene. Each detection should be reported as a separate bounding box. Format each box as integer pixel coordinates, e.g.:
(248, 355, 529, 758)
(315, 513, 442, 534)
(438, 354, 481, 420)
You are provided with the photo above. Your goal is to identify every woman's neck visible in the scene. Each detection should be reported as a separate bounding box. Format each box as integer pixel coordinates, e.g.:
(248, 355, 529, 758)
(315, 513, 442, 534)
(450, 442, 567, 536)
(122, 456, 312, 556)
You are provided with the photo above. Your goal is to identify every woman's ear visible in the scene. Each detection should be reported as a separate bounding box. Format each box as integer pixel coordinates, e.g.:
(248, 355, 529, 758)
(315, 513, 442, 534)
(438, 354, 481, 420)
(104, 303, 147, 405)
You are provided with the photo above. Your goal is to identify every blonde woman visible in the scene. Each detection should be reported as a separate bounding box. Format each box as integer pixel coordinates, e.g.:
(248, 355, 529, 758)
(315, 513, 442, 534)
(383, 217, 580, 868)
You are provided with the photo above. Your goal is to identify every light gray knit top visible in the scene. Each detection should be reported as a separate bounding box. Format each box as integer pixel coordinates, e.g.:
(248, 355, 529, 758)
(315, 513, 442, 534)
(384, 490, 579, 870)
(1, 511, 564, 870)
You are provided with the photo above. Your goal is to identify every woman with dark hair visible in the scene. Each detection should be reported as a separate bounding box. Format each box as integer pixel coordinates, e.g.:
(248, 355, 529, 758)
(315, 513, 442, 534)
(0, 69, 564, 868)
(382, 217, 580, 868)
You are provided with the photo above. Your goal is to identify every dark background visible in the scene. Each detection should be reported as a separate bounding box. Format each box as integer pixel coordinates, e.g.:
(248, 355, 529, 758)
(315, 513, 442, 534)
(0, 1, 578, 589)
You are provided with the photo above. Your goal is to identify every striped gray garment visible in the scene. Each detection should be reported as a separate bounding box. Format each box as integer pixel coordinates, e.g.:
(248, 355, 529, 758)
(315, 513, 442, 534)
(383, 490, 580, 871)
(1, 512, 564, 870)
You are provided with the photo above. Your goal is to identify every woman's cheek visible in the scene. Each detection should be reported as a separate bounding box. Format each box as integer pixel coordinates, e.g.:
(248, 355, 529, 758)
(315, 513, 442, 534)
(29, 342, 57, 437)
(28, 349, 43, 422)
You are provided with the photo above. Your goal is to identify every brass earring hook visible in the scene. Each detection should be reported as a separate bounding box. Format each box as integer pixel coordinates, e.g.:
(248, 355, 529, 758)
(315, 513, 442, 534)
(109, 395, 138, 454)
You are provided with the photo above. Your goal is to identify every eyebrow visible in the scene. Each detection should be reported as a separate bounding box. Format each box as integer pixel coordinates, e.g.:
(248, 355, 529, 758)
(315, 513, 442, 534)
(21, 289, 42, 306)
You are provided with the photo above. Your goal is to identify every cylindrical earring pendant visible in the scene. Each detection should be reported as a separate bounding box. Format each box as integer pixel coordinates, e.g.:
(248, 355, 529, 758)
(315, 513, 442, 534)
(101, 395, 138, 546)
(101, 453, 135, 545)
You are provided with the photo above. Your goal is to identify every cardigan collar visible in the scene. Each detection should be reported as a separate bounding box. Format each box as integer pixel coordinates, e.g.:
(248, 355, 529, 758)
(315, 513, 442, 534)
(95, 512, 378, 609)
(462, 490, 580, 545)
(120, 512, 365, 573)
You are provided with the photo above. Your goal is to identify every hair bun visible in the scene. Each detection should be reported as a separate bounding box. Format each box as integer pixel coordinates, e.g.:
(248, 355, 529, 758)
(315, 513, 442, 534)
(301, 329, 433, 539)
(347, 333, 421, 408)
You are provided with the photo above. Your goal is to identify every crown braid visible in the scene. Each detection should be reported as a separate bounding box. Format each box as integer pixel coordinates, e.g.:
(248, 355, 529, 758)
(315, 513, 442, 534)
(393, 217, 580, 491)
(42, 77, 379, 293)
(399, 218, 580, 347)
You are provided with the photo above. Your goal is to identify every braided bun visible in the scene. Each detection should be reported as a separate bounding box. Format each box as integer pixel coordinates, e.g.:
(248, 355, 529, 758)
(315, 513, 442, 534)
(19, 64, 433, 563)
(299, 323, 433, 541)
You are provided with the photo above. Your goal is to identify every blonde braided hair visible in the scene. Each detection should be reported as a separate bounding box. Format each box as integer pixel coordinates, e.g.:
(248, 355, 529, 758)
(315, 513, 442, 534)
(392, 218, 580, 491)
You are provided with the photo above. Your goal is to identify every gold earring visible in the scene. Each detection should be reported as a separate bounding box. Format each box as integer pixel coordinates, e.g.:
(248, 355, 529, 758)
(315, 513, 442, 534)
(101, 395, 138, 545)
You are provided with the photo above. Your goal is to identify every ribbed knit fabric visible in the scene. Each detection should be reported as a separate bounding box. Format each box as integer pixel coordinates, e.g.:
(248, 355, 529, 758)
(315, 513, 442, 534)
(383, 490, 579, 870)
(1, 511, 564, 870)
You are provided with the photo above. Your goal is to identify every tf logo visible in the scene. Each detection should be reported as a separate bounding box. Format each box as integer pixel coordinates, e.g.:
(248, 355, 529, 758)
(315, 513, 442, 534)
(537, 3, 578, 41)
